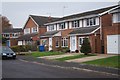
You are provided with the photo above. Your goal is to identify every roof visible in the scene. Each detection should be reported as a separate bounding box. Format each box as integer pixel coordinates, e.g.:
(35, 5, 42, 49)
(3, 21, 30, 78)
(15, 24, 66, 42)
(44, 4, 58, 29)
(40, 31, 59, 38)
(69, 26, 100, 35)
(45, 5, 118, 24)
(17, 33, 38, 41)
(2, 28, 22, 33)
(30, 15, 59, 26)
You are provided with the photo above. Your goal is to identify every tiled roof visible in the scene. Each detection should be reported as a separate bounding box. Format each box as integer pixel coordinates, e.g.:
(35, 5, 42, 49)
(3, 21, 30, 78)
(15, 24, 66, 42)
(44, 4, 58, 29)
(3, 28, 22, 33)
(46, 5, 118, 23)
(17, 33, 38, 41)
(30, 15, 59, 26)
(40, 31, 59, 37)
(69, 26, 99, 35)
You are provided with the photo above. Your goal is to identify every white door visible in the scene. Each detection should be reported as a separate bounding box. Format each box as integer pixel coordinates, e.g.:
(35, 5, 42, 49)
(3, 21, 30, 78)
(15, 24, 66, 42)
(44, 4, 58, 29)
(49, 37, 52, 51)
(70, 36, 77, 51)
(107, 35, 120, 54)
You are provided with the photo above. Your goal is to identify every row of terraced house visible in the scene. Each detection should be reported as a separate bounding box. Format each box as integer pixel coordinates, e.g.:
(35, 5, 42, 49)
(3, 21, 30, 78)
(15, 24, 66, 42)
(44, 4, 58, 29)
(2, 5, 120, 54)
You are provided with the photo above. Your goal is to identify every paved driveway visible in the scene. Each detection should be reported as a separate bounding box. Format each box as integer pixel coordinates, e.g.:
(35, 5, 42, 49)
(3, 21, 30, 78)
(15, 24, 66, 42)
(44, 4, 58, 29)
(66, 54, 116, 63)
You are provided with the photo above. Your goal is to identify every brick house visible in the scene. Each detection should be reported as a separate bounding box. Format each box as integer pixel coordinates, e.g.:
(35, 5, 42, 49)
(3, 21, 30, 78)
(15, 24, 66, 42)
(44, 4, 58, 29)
(2, 28, 23, 47)
(40, 5, 119, 54)
(101, 6, 120, 54)
(17, 15, 59, 46)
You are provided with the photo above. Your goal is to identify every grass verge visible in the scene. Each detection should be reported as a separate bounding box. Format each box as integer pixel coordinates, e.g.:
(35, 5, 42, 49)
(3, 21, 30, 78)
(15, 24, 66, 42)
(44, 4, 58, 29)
(31, 51, 64, 57)
(83, 56, 120, 68)
(55, 54, 96, 61)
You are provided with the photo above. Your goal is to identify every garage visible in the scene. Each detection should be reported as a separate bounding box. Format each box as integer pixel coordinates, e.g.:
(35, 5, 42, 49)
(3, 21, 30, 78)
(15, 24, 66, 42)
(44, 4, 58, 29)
(107, 35, 120, 54)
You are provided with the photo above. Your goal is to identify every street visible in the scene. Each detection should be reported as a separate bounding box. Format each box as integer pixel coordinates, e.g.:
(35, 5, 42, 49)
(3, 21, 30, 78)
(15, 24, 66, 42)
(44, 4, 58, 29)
(2, 57, 119, 78)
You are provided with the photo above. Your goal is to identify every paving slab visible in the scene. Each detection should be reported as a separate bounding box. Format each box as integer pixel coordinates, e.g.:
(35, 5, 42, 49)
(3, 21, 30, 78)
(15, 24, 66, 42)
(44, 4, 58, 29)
(38, 53, 80, 59)
(66, 54, 116, 63)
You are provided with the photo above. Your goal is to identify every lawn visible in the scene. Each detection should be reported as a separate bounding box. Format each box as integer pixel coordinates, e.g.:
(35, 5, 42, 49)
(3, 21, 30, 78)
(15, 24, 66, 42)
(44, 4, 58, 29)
(83, 56, 120, 68)
(55, 54, 96, 61)
(31, 51, 64, 57)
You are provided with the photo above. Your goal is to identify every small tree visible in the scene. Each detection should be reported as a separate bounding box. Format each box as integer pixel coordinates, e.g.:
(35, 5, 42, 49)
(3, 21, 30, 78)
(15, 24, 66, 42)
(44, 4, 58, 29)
(80, 38, 91, 55)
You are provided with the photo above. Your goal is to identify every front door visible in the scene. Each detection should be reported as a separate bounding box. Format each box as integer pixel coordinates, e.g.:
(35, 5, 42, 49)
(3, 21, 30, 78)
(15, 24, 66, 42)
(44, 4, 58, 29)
(49, 37, 52, 51)
(6, 40, 10, 47)
(70, 36, 77, 51)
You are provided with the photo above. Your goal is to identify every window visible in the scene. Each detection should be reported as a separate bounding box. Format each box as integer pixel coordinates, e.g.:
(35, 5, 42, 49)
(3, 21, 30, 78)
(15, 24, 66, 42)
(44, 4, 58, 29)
(48, 25, 54, 31)
(86, 18, 96, 26)
(61, 37, 68, 47)
(79, 37, 84, 45)
(32, 27, 37, 33)
(12, 33, 19, 38)
(72, 20, 79, 28)
(113, 13, 120, 23)
(59, 22, 65, 29)
(56, 38, 59, 47)
(4, 34, 10, 38)
(24, 28, 30, 34)
(41, 39, 47, 46)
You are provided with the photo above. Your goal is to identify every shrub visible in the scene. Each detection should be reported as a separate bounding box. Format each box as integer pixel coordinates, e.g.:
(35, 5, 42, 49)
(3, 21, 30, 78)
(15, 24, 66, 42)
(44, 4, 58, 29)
(75, 50, 79, 53)
(61, 47, 70, 53)
(80, 38, 91, 55)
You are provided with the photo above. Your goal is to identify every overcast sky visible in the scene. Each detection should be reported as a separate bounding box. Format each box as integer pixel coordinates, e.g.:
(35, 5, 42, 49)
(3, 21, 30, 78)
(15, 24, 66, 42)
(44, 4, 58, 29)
(2, 2, 119, 28)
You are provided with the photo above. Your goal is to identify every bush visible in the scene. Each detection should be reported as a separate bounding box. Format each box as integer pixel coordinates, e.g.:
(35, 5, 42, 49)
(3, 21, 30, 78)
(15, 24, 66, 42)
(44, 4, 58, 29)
(80, 38, 91, 55)
(61, 47, 70, 53)
(11, 45, 37, 52)
(75, 50, 79, 53)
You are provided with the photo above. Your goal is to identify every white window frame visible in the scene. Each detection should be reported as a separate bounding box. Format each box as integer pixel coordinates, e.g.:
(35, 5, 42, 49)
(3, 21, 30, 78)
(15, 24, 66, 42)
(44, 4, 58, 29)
(86, 17, 96, 27)
(72, 20, 79, 28)
(112, 13, 120, 23)
(61, 37, 68, 47)
(24, 28, 30, 34)
(4, 33, 10, 38)
(41, 39, 47, 46)
(12, 33, 19, 38)
(48, 25, 54, 31)
(32, 27, 37, 33)
(59, 22, 65, 30)
(78, 37, 84, 46)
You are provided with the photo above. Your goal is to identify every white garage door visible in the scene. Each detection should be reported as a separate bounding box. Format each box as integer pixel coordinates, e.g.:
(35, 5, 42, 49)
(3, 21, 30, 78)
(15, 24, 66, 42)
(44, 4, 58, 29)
(107, 35, 120, 54)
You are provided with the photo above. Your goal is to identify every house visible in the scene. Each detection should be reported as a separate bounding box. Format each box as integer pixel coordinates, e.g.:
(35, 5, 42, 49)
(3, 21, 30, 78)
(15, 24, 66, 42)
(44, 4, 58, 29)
(40, 5, 119, 54)
(101, 6, 120, 54)
(2, 28, 23, 47)
(17, 15, 59, 46)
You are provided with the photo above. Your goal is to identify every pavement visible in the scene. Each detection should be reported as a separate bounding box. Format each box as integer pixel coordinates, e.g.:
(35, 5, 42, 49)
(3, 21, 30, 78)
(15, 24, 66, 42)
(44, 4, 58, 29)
(39, 53, 79, 59)
(66, 54, 115, 63)
(17, 55, 120, 76)
(2, 56, 119, 78)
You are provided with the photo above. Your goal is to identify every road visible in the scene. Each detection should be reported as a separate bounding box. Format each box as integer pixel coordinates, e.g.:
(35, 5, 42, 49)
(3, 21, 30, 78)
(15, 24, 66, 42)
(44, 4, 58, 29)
(2, 58, 119, 78)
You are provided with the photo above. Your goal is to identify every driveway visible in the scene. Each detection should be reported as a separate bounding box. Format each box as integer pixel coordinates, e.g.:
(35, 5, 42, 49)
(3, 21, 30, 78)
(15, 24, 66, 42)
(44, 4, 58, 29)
(39, 53, 79, 59)
(66, 54, 116, 63)
(2, 56, 119, 78)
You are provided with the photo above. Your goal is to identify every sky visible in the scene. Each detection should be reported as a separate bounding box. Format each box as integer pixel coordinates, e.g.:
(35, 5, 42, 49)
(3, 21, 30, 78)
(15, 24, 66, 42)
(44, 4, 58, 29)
(1, 1, 119, 28)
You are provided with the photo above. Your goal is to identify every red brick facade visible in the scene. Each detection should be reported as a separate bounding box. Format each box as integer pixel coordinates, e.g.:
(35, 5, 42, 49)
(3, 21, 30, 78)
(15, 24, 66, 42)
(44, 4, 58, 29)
(101, 13, 120, 54)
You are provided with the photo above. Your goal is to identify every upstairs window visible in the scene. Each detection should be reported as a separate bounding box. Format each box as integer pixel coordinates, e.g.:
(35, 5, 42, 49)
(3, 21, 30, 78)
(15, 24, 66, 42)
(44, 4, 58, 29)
(59, 22, 65, 30)
(3, 34, 10, 38)
(72, 20, 79, 28)
(24, 28, 30, 34)
(86, 18, 96, 26)
(113, 13, 120, 23)
(32, 27, 37, 33)
(48, 25, 54, 31)
(12, 33, 19, 38)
